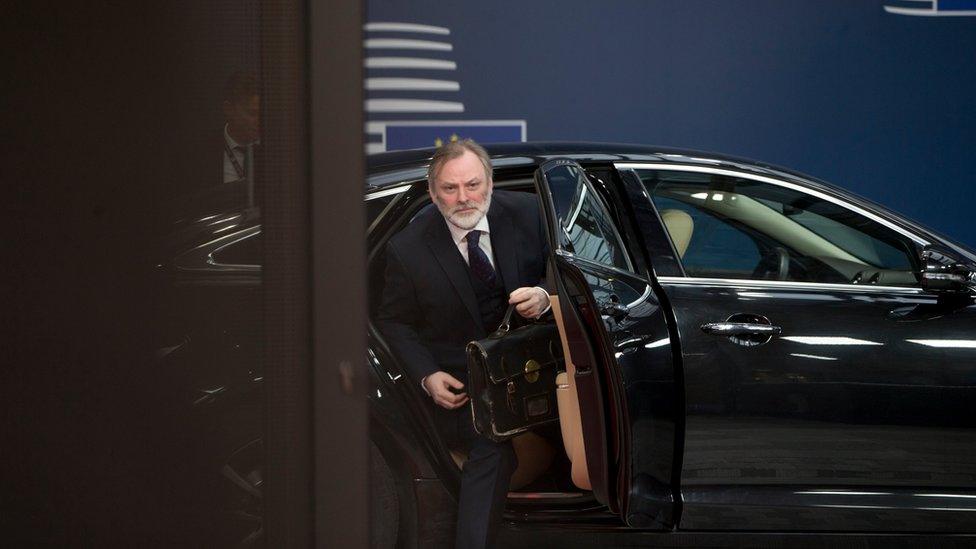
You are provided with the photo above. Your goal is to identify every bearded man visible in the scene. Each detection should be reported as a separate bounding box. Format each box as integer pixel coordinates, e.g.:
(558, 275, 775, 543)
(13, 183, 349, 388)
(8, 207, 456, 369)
(376, 139, 550, 548)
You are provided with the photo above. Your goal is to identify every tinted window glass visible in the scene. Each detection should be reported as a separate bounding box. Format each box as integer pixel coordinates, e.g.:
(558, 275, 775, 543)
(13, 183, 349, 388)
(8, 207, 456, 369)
(639, 169, 918, 286)
(652, 195, 761, 278)
(545, 164, 632, 272)
(365, 191, 399, 227)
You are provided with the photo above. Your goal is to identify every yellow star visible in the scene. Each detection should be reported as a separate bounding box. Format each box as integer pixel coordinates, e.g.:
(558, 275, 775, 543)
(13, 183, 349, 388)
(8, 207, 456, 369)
(434, 137, 443, 147)
(450, 133, 459, 142)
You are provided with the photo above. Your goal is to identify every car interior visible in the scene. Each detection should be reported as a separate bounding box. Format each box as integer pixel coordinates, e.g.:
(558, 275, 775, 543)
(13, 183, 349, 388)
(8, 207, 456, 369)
(653, 183, 920, 286)
(367, 178, 599, 509)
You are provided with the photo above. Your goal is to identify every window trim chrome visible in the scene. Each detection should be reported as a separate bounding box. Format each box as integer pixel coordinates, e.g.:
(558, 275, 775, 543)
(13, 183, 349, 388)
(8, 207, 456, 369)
(614, 162, 929, 247)
(365, 183, 412, 200)
(175, 225, 263, 272)
(626, 283, 653, 308)
(548, 163, 635, 273)
(555, 248, 642, 280)
(657, 275, 925, 295)
(209, 229, 262, 268)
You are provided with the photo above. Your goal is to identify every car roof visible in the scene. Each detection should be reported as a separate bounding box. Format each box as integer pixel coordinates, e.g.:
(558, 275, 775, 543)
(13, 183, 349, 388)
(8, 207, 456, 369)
(368, 141, 765, 175)
(364, 142, 971, 253)
(365, 141, 820, 190)
(167, 142, 976, 260)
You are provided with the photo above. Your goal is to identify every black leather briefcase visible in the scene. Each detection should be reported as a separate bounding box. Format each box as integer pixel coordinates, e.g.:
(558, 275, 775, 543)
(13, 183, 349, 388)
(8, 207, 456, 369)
(466, 305, 563, 442)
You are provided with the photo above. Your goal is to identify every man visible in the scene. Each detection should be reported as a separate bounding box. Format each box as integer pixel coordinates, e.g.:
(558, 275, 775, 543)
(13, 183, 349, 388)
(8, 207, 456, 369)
(221, 71, 260, 184)
(377, 139, 550, 548)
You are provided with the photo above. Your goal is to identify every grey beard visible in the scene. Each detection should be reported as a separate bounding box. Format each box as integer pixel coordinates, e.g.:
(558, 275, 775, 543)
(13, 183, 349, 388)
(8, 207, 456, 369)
(440, 193, 492, 231)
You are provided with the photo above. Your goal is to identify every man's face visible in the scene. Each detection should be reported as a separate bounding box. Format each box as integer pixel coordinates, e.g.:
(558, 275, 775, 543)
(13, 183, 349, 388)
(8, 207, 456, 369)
(429, 150, 493, 230)
(224, 94, 260, 143)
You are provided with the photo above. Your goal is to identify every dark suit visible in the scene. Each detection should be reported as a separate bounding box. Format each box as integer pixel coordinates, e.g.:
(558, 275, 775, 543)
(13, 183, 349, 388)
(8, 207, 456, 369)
(376, 190, 548, 548)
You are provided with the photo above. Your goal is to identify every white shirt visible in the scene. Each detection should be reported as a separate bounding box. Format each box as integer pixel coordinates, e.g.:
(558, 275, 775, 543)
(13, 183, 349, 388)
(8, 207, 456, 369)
(445, 215, 494, 268)
(223, 124, 252, 183)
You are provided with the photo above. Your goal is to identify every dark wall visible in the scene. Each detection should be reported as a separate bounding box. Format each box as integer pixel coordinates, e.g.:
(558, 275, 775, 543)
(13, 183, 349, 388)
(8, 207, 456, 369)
(366, 0, 976, 246)
(5, 2, 253, 544)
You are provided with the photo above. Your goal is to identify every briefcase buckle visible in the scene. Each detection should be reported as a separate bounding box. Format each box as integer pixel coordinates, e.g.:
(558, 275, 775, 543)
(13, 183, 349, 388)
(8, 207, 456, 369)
(524, 359, 541, 383)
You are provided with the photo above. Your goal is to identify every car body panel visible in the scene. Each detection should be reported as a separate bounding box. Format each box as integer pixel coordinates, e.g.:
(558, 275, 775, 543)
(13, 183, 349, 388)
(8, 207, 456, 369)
(611, 161, 976, 532)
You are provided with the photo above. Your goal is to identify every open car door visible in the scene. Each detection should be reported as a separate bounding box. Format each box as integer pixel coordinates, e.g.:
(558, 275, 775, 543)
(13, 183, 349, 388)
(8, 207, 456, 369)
(534, 159, 680, 528)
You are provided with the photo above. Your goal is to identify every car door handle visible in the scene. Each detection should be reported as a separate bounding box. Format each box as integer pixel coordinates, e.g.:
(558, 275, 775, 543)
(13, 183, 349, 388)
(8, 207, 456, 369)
(701, 322, 782, 336)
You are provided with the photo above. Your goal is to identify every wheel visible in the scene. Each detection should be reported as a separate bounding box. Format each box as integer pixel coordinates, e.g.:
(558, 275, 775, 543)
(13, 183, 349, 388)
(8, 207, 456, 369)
(191, 400, 413, 548)
(774, 247, 790, 280)
(213, 437, 264, 547)
(206, 435, 409, 548)
(186, 397, 264, 548)
(752, 246, 790, 280)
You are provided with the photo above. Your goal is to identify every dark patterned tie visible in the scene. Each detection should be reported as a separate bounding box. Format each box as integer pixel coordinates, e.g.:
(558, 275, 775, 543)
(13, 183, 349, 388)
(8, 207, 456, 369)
(466, 230, 497, 287)
(231, 145, 247, 178)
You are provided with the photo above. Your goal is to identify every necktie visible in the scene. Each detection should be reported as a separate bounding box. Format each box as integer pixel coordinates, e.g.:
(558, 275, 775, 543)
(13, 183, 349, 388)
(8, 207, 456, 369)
(466, 230, 497, 287)
(236, 145, 248, 178)
(227, 145, 247, 179)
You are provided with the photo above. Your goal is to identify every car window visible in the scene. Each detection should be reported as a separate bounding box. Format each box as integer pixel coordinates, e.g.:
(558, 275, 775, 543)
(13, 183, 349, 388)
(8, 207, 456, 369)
(638, 169, 919, 286)
(365, 191, 400, 228)
(652, 195, 763, 278)
(545, 163, 633, 272)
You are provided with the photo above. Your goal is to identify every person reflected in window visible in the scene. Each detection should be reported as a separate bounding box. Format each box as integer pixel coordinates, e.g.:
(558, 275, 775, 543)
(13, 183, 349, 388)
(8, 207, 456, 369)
(376, 139, 550, 548)
(221, 71, 260, 184)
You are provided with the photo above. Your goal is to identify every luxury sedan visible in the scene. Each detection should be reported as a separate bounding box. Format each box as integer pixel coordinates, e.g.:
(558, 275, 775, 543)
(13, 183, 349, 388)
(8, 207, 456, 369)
(158, 143, 976, 547)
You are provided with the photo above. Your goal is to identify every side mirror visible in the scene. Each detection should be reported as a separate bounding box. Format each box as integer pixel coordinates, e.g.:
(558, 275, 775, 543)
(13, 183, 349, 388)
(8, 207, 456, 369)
(920, 245, 976, 294)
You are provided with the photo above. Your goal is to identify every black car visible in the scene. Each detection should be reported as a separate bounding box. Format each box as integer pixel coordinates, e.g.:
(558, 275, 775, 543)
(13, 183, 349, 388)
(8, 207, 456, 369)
(159, 143, 976, 546)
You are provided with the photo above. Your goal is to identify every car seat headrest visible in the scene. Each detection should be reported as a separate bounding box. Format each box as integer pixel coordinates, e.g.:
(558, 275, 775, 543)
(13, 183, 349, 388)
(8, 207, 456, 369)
(660, 209, 694, 259)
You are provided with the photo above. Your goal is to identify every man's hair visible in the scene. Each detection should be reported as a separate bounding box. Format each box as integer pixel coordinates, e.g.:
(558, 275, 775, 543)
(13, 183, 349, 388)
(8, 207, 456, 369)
(223, 71, 259, 105)
(427, 139, 493, 188)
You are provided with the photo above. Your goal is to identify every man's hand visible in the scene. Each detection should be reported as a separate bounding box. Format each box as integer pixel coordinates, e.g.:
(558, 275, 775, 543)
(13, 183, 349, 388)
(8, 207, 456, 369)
(423, 371, 469, 410)
(509, 287, 550, 319)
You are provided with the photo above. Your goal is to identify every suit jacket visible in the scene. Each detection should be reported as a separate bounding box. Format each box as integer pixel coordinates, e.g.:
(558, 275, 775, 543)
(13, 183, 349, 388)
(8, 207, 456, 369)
(376, 190, 550, 384)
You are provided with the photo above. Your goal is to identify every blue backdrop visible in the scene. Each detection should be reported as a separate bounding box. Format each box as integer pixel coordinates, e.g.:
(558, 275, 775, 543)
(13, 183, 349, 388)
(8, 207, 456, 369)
(365, 1, 976, 246)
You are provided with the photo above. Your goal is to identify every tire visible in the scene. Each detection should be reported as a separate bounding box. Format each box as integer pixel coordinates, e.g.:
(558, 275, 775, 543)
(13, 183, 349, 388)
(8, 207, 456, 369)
(188, 397, 264, 548)
(194, 400, 412, 548)
(212, 436, 264, 547)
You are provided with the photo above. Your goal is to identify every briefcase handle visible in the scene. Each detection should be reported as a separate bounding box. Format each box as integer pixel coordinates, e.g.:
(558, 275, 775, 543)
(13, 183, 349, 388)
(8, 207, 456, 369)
(491, 304, 519, 337)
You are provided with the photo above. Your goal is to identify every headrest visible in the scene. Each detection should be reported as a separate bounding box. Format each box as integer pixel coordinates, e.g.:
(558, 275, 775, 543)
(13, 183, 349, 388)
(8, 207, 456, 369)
(660, 209, 694, 259)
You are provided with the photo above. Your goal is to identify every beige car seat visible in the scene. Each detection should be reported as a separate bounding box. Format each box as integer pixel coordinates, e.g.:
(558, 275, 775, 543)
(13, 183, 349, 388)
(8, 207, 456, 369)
(450, 432, 556, 490)
(550, 296, 591, 490)
(660, 209, 694, 258)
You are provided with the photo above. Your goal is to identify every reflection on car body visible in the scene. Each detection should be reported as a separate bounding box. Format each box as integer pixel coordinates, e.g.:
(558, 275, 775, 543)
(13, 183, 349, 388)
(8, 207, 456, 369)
(159, 143, 976, 546)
